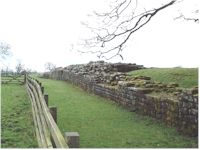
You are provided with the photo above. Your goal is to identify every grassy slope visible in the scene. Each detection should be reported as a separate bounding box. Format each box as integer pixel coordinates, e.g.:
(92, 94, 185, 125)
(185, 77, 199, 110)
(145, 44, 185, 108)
(128, 68, 198, 88)
(38, 78, 197, 148)
(1, 84, 38, 148)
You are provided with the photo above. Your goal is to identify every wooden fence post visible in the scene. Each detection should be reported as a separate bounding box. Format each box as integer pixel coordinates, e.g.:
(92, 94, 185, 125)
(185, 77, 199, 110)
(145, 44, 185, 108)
(39, 82, 42, 87)
(24, 74, 26, 84)
(64, 132, 79, 148)
(49, 106, 57, 148)
(44, 94, 49, 107)
(49, 106, 57, 124)
(41, 87, 44, 95)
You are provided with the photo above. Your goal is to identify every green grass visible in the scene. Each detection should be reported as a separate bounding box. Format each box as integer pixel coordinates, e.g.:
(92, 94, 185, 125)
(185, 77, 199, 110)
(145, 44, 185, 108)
(128, 68, 198, 88)
(1, 84, 38, 148)
(37, 78, 198, 148)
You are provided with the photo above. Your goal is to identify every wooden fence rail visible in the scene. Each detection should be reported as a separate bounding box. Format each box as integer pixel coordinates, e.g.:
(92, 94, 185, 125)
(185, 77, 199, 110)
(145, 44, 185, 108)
(1, 74, 25, 84)
(25, 75, 69, 148)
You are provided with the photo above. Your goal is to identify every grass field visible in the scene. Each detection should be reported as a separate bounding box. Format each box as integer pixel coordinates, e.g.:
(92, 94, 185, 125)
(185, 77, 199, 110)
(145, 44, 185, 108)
(37, 77, 198, 148)
(128, 68, 198, 88)
(1, 83, 38, 148)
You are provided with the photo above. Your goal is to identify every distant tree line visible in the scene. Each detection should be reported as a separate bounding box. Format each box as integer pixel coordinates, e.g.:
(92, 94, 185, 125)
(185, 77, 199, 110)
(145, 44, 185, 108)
(1, 62, 38, 77)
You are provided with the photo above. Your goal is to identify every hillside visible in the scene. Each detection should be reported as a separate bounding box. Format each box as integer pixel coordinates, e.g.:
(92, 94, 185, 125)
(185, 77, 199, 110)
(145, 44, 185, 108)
(128, 68, 198, 88)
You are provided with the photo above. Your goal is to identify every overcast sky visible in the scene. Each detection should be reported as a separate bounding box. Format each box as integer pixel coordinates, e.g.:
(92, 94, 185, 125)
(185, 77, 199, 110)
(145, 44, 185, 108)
(0, 0, 199, 72)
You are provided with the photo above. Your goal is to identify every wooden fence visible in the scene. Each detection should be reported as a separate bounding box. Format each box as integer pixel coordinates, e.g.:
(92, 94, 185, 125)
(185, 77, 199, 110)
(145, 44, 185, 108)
(25, 75, 70, 148)
(1, 74, 25, 85)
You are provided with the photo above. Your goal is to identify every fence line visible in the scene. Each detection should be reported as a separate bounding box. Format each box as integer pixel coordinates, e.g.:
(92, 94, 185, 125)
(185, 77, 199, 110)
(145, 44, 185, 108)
(1, 74, 25, 84)
(25, 75, 69, 148)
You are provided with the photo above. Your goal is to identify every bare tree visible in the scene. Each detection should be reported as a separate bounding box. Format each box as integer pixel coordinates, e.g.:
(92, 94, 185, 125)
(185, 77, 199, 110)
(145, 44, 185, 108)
(44, 62, 56, 72)
(15, 62, 25, 74)
(76, 0, 198, 60)
(0, 42, 11, 60)
(174, 9, 199, 23)
(1, 66, 13, 76)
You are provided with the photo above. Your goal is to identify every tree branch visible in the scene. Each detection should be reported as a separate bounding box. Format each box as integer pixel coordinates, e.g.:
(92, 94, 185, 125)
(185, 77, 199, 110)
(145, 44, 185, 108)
(77, 0, 177, 60)
(0, 42, 11, 60)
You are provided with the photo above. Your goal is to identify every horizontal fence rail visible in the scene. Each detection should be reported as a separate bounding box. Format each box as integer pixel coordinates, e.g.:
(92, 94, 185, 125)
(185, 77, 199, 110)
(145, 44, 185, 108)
(25, 75, 69, 148)
(1, 74, 25, 85)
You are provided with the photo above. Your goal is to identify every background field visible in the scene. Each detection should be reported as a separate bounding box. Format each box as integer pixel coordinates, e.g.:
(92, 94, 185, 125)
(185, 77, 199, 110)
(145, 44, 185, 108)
(128, 68, 198, 88)
(1, 83, 38, 148)
(37, 77, 198, 148)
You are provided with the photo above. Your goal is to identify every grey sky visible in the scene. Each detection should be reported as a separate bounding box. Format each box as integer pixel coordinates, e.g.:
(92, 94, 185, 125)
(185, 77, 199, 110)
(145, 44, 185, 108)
(0, 0, 199, 72)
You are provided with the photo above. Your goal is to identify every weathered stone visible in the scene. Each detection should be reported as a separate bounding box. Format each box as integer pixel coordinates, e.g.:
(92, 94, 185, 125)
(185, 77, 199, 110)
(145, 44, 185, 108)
(190, 87, 198, 95)
(118, 81, 130, 87)
(133, 75, 151, 80)
(145, 84, 154, 88)
(169, 83, 179, 87)
(48, 61, 198, 137)
(132, 88, 153, 94)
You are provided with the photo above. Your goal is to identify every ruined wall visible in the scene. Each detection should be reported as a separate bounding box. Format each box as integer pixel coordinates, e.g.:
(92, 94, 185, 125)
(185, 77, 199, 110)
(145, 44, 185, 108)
(48, 61, 198, 137)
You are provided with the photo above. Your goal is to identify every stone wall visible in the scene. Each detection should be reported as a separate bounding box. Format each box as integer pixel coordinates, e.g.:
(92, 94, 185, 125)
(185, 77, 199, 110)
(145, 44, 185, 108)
(47, 61, 198, 137)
